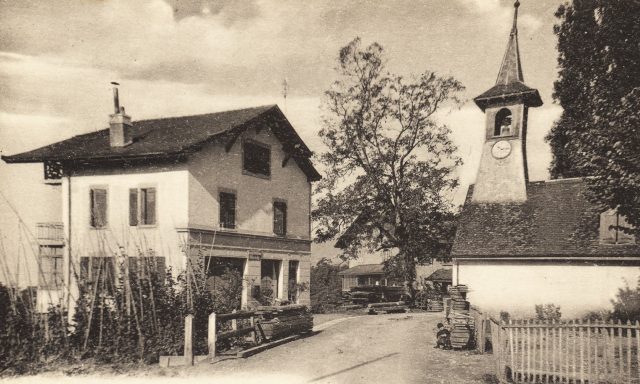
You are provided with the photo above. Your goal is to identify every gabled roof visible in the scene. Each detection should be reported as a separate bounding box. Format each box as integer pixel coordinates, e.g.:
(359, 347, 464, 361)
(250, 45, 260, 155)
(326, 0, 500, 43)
(452, 178, 640, 258)
(473, 1, 542, 111)
(2, 105, 321, 181)
(337, 264, 385, 276)
(425, 268, 452, 283)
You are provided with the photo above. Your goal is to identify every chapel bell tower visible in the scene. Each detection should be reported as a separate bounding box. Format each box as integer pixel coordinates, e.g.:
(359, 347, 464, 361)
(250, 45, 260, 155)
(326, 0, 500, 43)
(471, 0, 542, 203)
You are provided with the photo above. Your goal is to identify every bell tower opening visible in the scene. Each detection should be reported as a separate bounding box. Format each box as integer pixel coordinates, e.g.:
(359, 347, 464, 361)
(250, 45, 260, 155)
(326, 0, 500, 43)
(494, 108, 513, 137)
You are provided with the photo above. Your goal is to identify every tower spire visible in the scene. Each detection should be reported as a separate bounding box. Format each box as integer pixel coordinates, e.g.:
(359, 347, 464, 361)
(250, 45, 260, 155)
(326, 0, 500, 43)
(512, 0, 520, 34)
(474, 0, 541, 111)
(496, 0, 524, 85)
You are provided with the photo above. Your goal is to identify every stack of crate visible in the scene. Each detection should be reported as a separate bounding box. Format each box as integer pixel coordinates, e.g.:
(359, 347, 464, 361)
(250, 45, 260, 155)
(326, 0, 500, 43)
(448, 285, 474, 349)
(255, 305, 313, 341)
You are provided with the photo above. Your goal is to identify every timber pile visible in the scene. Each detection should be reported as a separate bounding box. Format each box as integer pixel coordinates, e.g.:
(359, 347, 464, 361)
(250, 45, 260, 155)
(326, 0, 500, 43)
(255, 305, 313, 341)
(448, 285, 474, 349)
(367, 301, 409, 315)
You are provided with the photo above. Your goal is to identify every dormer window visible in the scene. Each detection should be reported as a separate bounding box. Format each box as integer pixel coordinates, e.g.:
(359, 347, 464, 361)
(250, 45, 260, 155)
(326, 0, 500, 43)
(243, 140, 271, 177)
(494, 108, 513, 137)
(600, 210, 636, 245)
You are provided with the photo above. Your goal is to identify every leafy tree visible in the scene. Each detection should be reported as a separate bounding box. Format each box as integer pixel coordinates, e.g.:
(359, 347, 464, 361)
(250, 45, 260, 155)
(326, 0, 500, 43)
(611, 278, 640, 323)
(313, 38, 463, 299)
(534, 303, 562, 321)
(546, 1, 640, 227)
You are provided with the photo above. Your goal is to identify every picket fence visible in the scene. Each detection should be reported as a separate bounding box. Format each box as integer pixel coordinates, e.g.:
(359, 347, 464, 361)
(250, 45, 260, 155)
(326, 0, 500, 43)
(490, 319, 640, 383)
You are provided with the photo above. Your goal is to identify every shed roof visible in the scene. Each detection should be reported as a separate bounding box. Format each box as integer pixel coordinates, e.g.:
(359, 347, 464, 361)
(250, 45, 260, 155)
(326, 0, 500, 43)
(425, 268, 452, 282)
(452, 178, 640, 258)
(2, 105, 321, 181)
(337, 264, 385, 276)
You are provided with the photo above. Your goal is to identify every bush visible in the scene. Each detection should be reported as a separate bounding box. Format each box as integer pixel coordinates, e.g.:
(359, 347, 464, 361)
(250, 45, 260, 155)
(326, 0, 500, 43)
(611, 279, 640, 323)
(310, 258, 343, 313)
(535, 304, 562, 321)
(0, 257, 245, 375)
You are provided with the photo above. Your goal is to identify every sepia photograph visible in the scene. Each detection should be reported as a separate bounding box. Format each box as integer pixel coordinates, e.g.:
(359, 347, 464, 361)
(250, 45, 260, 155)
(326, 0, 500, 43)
(0, 0, 639, 383)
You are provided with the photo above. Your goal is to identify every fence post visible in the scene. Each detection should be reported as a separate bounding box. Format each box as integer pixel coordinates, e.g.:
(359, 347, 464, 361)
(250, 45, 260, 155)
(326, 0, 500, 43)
(231, 309, 238, 332)
(250, 315, 257, 345)
(184, 314, 194, 366)
(208, 312, 217, 359)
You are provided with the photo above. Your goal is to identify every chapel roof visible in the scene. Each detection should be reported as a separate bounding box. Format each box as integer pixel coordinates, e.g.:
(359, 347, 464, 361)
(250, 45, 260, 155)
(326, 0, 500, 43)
(451, 178, 640, 258)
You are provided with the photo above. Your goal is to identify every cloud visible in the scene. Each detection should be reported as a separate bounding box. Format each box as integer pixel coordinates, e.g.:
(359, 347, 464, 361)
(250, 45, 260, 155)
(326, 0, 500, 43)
(162, 0, 260, 23)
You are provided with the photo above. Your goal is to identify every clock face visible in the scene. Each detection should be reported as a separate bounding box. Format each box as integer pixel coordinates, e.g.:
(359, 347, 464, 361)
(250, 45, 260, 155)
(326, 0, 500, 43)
(492, 140, 512, 159)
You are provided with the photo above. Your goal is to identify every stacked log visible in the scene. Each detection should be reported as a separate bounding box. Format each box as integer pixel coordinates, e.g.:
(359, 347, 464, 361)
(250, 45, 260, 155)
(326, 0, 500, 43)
(255, 305, 313, 341)
(367, 301, 409, 314)
(448, 285, 474, 349)
(426, 299, 444, 312)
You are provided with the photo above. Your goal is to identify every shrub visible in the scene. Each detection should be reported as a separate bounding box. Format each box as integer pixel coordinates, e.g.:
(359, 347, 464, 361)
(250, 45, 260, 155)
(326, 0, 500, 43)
(310, 258, 343, 313)
(535, 304, 562, 321)
(611, 279, 640, 323)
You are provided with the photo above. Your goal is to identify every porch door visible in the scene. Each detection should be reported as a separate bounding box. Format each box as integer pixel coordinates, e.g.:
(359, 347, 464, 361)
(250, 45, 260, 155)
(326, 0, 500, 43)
(261, 260, 281, 301)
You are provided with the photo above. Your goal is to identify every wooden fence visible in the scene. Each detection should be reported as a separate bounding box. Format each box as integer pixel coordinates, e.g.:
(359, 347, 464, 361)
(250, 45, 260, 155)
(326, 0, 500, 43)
(490, 319, 640, 383)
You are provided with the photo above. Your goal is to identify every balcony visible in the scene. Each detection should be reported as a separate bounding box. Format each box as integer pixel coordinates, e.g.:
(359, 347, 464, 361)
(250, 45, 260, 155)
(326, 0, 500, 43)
(36, 222, 64, 245)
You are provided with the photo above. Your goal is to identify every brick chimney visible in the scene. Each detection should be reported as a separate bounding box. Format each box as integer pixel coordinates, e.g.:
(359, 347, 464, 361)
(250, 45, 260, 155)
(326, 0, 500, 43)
(109, 82, 133, 147)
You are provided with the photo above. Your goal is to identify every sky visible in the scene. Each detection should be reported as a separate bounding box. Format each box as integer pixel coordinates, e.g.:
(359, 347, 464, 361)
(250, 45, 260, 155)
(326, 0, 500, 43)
(0, 0, 566, 281)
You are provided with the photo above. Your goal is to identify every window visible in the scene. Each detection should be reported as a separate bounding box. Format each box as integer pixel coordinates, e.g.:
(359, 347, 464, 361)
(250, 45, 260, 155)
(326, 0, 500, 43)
(219, 192, 236, 229)
(494, 108, 513, 136)
(39, 246, 63, 289)
(90, 188, 108, 228)
(128, 256, 166, 281)
(80, 257, 116, 291)
(243, 141, 271, 177)
(273, 201, 287, 236)
(129, 188, 156, 226)
(600, 210, 636, 245)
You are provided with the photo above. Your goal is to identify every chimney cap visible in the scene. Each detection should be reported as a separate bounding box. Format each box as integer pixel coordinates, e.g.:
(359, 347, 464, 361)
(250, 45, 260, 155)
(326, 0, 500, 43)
(111, 81, 120, 86)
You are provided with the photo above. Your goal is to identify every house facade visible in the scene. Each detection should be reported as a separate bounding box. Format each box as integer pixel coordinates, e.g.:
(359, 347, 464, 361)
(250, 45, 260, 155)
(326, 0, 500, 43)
(451, 2, 640, 318)
(2, 91, 320, 314)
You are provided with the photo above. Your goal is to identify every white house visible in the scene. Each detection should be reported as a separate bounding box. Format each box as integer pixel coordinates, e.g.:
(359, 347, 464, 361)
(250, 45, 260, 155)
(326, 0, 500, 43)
(2, 88, 321, 314)
(451, 2, 640, 318)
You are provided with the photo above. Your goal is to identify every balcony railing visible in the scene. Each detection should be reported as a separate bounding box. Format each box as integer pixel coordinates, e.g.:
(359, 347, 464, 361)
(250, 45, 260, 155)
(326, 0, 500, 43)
(36, 222, 64, 244)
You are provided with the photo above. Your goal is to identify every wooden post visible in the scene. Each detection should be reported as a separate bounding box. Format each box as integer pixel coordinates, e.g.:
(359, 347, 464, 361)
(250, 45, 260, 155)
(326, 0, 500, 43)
(250, 315, 257, 345)
(618, 319, 623, 381)
(636, 321, 640, 383)
(579, 319, 584, 384)
(521, 320, 526, 382)
(552, 320, 556, 384)
(559, 321, 563, 383)
(527, 319, 531, 382)
(208, 312, 217, 359)
(231, 309, 238, 332)
(184, 314, 194, 366)
(510, 320, 515, 382)
(572, 320, 576, 382)
(627, 320, 632, 383)
(585, 319, 590, 384)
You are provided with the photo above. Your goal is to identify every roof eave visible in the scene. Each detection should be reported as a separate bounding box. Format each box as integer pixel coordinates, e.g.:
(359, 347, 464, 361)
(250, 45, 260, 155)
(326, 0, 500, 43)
(473, 89, 543, 111)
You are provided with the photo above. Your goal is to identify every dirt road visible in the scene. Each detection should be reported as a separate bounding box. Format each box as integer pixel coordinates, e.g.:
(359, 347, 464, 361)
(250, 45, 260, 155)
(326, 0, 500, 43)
(7, 312, 496, 384)
(164, 311, 497, 384)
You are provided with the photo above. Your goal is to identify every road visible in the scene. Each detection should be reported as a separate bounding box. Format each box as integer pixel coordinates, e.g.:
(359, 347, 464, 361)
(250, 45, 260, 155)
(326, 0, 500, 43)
(173, 311, 496, 384)
(6, 312, 496, 384)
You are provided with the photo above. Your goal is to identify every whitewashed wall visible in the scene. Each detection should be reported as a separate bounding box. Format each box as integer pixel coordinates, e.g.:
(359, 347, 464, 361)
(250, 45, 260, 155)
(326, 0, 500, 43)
(187, 127, 311, 239)
(454, 261, 640, 318)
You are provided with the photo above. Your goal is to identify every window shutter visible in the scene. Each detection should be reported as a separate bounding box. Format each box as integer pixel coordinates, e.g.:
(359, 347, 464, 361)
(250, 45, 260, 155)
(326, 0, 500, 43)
(129, 189, 138, 226)
(146, 188, 156, 225)
(599, 210, 617, 244)
(91, 189, 107, 227)
(273, 201, 287, 235)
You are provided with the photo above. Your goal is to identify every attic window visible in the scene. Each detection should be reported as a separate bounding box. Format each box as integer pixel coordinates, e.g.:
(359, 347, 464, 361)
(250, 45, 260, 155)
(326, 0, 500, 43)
(494, 108, 513, 136)
(600, 210, 636, 245)
(243, 141, 271, 177)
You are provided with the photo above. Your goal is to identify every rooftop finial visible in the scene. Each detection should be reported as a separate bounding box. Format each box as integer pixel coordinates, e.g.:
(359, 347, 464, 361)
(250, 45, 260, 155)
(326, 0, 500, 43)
(512, 0, 520, 34)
